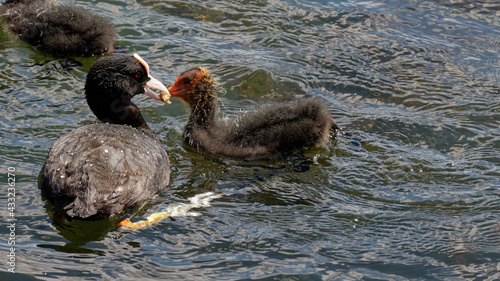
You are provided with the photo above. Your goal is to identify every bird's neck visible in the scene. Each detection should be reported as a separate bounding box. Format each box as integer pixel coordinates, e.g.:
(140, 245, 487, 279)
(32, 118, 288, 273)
(87, 94, 151, 131)
(188, 89, 217, 128)
(117, 103, 151, 131)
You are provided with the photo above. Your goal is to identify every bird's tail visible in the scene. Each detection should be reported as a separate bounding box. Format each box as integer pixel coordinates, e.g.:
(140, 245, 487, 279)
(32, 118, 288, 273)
(330, 119, 342, 131)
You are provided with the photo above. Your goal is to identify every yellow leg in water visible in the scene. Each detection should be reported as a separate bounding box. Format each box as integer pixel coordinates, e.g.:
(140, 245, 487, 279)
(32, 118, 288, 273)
(118, 211, 172, 230)
(118, 192, 223, 230)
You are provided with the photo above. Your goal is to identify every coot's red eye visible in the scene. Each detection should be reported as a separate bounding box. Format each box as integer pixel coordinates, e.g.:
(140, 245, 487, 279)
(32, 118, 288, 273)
(135, 72, 142, 79)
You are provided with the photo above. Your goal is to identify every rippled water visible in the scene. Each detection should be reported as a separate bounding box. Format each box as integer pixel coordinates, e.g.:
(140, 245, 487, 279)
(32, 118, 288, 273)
(1, 0, 499, 280)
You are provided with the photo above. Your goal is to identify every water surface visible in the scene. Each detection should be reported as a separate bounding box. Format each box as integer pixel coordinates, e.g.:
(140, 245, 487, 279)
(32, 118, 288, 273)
(0, 0, 499, 280)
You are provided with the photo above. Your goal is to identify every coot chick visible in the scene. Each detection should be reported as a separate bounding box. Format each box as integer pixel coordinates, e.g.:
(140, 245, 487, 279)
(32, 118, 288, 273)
(166, 67, 340, 158)
(1, 0, 115, 57)
(40, 54, 171, 221)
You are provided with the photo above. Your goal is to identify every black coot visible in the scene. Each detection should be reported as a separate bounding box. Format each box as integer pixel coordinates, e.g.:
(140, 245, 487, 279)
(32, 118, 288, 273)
(40, 54, 171, 221)
(1, 0, 115, 57)
(166, 67, 340, 159)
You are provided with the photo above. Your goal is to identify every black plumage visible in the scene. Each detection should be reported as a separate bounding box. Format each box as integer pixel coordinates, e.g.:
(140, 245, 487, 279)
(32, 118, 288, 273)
(1, 0, 115, 57)
(167, 67, 340, 158)
(40, 55, 170, 220)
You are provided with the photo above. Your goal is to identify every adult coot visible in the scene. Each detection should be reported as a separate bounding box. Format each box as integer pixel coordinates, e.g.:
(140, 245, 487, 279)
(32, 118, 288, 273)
(1, 0, 115, 57)
(40, 54, 171, 221)
(165, 67, 340, 158)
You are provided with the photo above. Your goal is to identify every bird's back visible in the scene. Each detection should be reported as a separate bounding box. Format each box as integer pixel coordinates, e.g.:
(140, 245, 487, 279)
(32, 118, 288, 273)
(190, 98, 337, 158)
(40, 124, 170, 220)
(1, 0, 115, 56)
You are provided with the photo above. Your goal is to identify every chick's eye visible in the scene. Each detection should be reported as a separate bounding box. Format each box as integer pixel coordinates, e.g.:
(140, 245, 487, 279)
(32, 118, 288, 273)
(183, 78, 191, 84)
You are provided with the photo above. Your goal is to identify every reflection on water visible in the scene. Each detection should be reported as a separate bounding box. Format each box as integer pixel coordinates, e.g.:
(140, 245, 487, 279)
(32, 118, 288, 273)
(0, 0, 499, 280)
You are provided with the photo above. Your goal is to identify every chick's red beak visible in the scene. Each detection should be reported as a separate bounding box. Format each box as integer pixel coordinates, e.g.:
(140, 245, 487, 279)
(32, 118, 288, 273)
(167, 78, 183, 97)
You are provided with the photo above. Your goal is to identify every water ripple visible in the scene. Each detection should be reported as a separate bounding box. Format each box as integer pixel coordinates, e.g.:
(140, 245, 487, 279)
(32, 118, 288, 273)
(0, 0, 499, 280)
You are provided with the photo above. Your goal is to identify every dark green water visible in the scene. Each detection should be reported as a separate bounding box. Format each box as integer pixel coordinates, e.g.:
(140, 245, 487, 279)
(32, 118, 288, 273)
(1, 0, 499, 280)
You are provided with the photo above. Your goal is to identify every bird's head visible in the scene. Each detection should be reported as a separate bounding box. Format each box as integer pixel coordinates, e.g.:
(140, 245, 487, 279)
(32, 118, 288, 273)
(85, 54, 170, 126)
(167, 67, 216, 108)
